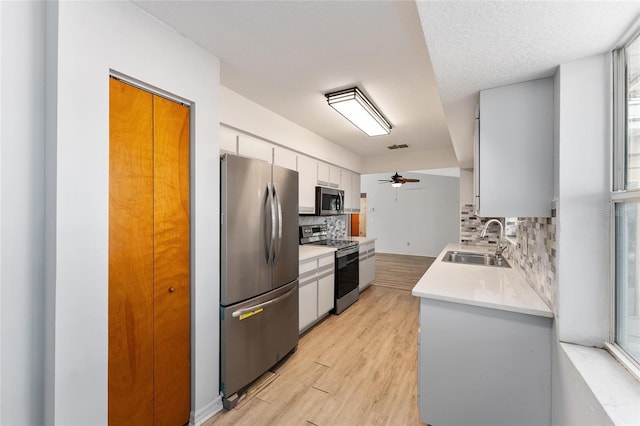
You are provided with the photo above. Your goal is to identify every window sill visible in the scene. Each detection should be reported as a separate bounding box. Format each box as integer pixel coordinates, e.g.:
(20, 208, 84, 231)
(560, 342, 640, 426)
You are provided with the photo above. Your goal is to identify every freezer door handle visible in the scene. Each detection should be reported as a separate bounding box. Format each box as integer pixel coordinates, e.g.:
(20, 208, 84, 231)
(272, 184, 283, 264)
(231, 286, 296, 318)
(265, 183, 276, 264)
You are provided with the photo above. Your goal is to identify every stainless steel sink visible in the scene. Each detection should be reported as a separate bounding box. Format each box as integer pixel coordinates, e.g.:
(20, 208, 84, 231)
(442, 251, 511, 268)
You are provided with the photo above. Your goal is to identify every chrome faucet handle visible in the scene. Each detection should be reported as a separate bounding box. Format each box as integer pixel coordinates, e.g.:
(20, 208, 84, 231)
(495, 243, 507, 258)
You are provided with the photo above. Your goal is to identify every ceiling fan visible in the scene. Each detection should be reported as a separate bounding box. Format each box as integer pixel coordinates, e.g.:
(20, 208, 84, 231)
(378, 172, 420, 187)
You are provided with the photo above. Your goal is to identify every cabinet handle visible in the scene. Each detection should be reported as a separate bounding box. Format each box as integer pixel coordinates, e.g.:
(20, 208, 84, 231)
(168, 287, 175, 293)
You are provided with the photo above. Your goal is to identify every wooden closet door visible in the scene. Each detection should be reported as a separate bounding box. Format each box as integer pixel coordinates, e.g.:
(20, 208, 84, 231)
(152, 95, 190, 425)
(109, 78, 155, 425)
(109, 78, 191, 426)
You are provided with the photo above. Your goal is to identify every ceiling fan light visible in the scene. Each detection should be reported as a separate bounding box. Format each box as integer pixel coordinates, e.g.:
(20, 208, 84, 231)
(391, 182, 402, 188)
(326, 87, 391, 137)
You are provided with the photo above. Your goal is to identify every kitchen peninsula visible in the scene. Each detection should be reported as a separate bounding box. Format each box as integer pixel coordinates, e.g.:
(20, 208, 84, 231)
(412, 243, 553, 426)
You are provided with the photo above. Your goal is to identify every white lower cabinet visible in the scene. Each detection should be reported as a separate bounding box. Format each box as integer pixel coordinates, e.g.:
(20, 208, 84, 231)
(298, 253, 335, 333)
(358, 241, 375, 291)
(418, 297, 552, 425)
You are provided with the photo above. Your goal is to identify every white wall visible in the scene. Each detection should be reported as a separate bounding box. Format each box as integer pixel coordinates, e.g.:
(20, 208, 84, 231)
(220, 86, 362, 173)
(551, 53, 612, 423)
(555, 53, 610, 346)
(551, 331, 613, 425)
(47, 2, 220, 424)
(361, 172, 459, 256)
(459, 168, 474, 205)
(1, 2, 46, 424)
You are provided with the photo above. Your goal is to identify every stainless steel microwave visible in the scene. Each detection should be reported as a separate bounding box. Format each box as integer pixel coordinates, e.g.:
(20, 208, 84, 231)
(315, 187, 344, 215)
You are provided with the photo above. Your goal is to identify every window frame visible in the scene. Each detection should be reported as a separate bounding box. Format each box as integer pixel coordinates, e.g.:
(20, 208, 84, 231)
(610, 32, 640, 380)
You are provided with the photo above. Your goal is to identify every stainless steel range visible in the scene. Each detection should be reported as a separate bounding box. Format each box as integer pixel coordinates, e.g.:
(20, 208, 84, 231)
(300, 225, 359, 314)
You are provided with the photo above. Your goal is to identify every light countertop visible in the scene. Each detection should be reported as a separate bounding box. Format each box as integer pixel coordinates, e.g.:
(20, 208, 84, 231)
(299, 245, 336, 262)
(412, 244, 553, 318)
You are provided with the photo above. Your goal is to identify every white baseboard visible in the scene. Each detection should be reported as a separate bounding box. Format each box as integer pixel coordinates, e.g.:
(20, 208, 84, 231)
(190, 396, 223, 426)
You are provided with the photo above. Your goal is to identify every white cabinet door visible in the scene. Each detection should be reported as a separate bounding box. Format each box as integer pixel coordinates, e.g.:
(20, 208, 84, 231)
(477, 77, 553, 217)
(342, 169, 352, 212)
(238, 134, 273, 164)
(367, 253, 376, 285)
(317, 271, 334, 316)
(317, 162, 330, 186)
(273, 146, 297, 171)
(359, 241, 375, 290)
(317, 255, 335, 316)
(351, 172, 361, 212)
(358, 245, 367, 290)
(220, 126, 238, 154)
(298, 278, 318, 332)
(328, 165, 340, 188)
(298, 154, 317, 214)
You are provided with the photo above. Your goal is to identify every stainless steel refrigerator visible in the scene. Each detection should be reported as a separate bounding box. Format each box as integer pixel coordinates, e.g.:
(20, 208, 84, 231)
(220, 153, 299, 409)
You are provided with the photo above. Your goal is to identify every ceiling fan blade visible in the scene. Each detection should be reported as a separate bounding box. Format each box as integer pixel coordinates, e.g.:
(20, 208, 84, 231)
(404, 178, 420, 183)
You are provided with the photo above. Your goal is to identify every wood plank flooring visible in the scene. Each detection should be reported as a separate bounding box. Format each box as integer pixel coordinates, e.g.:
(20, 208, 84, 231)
(372, 253, 435, 292)
(207, 253, 433, 426)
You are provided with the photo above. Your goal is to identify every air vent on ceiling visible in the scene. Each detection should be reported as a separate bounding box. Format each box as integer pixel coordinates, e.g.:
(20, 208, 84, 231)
(387, 144, 409, 150)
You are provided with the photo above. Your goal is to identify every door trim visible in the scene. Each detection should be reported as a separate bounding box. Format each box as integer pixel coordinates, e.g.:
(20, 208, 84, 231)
(109, 70, 191, 106)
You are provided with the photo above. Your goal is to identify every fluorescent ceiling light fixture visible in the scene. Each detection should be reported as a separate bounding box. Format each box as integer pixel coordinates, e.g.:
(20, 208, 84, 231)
(391, 182, 402, 188)
(325, 87, 392, 136)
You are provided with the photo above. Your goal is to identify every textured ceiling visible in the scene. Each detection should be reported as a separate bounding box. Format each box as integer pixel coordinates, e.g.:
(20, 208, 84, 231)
(133, 0, 453, 160)
(416, 0, 640, 168)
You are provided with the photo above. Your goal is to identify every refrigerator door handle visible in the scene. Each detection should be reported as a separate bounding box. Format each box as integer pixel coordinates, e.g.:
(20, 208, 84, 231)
(272, 184, 283, 264)
(231, 286, 297, 318)
(265, 183, 276, 264)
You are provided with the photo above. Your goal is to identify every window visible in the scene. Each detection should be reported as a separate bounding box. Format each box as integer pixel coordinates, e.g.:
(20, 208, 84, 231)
(613, 34, 640, 368)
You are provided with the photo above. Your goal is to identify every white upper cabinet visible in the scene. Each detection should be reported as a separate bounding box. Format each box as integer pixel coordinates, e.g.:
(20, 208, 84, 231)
(317, 162, 343, 189)
(341, 169, 360, 213)
(342, 169, 352, 212)
(273, 146, 297, 171)
(298, 154, 317, 214)
(317, 162, 330, 187)
(350, 171, 361, 213)
(328, 165, 341, 188)
(238, 134, 273, 164)
(476, 77, 554, 217)
(220, 126, 238, 154)
(221, 125, 361, 215)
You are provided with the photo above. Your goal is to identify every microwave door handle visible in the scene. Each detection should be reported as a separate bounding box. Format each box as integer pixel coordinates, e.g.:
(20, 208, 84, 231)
(273, 184, 283, 263)
(339, 192, 344, 212)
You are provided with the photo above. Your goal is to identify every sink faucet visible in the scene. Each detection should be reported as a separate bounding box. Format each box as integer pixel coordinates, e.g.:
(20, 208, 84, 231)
(481, 219, 507, 259)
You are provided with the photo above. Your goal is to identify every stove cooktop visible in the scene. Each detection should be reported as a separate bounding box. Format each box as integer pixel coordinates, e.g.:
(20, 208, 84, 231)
(299, 224, 358, 251)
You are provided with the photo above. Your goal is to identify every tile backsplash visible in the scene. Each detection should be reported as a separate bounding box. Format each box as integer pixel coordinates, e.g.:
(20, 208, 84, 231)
(460, 204, 556, 312)
(460, 204, 503, 247)
(299, 215, 348, 239)
(505, 217, 556, 312)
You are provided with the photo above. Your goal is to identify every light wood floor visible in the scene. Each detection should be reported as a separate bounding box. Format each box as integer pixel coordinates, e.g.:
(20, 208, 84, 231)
(207, 254, 433, 426)
(372, 253, 435, 292)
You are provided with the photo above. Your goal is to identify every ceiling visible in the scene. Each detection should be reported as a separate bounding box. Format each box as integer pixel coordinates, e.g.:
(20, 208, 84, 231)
(134, 0, 640, 169)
